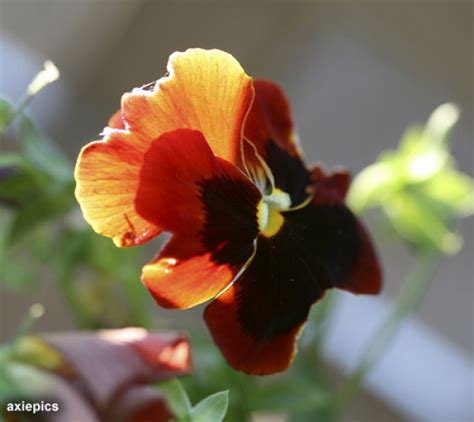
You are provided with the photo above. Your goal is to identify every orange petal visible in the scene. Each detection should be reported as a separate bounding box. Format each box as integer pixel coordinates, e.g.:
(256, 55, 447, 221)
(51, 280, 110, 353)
(75, 49, 254, 246)
(108, 109, 126, 130)
(75, 130, 161, 247)
(142, 236, 249, 309)
(122, 48, 254, 165)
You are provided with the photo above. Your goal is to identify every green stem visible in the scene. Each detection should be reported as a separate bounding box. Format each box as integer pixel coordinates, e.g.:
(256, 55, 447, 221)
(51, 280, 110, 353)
(57, 269, 95, 329)
(0, 94, 33, 136)
(334, 247, 440, 411)
(120, 271, 153, 329)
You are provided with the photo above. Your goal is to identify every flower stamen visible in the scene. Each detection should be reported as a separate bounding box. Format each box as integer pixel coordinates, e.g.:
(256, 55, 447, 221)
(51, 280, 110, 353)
(257, 188, 291, 237)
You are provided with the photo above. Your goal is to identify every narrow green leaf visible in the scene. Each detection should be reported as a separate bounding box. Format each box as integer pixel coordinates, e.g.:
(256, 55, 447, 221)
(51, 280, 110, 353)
(0, 170, 37, 206)
(191, 390, 229, 422)
(249, 380, 327, 413)
(424, 170, 474, 216)
(347, 162, 399, 213)
(53, 228, 96, 328)
(385, 191, 462, 254)
(7, 181, 75, 244)
(0, 254, 36, 292)
(19, 115, 72, 181)
(159, 378, 192, 419)
(0, 98, 14, 132)
(0, 153, 24, 168)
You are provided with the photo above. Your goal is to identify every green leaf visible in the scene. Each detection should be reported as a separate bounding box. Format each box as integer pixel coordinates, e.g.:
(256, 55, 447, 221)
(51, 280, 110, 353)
(19, 115, 72, 181)
(423, 170, 474, 216)
(0, 254, 36, 292)
(52, 228, 97, 328)
(190, 390, 229, 422)
(423, 102, 460, 147)
(159, 378, 192, 420)
(11, 336, 65, 372)
(0, 209, 36, 291)
(0, 153, 24, 168)
(0, 165, 39, 206)
(7, 181, 75, 244)
(0, 98, 14, 132)
(249, 380, 327, 413)
(384, 191, 462, 254)
(0, 155, 56, 214)
(347, 162, 400, 213)
(350, 103, 471, 256)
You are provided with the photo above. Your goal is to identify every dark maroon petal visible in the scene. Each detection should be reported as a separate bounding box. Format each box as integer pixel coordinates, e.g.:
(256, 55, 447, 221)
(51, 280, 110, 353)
(244, 80, 311, 205)
(264, 140, 311, 205)
(205, 199, 381, 374)
(311, 165, 351, 204)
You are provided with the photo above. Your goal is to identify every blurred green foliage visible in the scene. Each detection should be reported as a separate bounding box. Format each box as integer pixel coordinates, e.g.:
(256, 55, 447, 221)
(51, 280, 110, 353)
(160, 378, 229, 422)
(348, 103, 474, 253)
(0, 98, 151, 329)
(0, 100, 13, 133)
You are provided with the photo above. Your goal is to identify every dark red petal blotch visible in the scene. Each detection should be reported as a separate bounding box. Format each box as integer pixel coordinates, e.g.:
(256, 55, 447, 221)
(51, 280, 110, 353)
(139, 129, 260, 309)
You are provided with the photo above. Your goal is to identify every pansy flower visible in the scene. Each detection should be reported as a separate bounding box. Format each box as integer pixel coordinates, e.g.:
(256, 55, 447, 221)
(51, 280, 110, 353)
(75, 49, 381, 375)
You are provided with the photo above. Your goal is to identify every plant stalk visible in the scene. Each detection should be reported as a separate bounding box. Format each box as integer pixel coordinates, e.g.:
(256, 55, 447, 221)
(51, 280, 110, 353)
(334, 247, 441, 411)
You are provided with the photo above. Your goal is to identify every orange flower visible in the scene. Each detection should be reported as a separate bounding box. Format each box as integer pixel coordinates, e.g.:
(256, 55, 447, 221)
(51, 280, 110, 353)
(75, 49, 381, 375)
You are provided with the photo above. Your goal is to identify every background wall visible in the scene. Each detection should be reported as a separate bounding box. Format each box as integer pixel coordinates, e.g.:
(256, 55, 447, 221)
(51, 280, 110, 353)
(1, 1, 472, 420)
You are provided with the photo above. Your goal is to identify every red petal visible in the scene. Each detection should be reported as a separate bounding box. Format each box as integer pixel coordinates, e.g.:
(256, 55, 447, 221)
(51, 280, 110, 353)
(311, 165, 351, 204)
(244, 80, 311, 205)
(244, 79, 300, 158)
(137, 129, 260, 309)
(338, 218, 382, 294)
(136, 128, 260, 241)
(205, 284, 313, 375)
(310, 166, 382, 294)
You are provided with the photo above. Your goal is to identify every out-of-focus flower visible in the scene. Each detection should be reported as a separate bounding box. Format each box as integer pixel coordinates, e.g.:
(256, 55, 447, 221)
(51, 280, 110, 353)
(27, 60, 60, 97)
(74, 49, 381, 375)
(2, 328, 191, 421)
(348, 103, 474, 254)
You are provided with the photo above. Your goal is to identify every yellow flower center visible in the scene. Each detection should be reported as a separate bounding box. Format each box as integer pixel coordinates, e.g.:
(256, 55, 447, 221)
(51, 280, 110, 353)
(257, 188, 291, 237)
